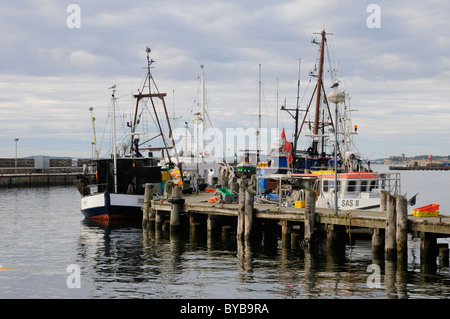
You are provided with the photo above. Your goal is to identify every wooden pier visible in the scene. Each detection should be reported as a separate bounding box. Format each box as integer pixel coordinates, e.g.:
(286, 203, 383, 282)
(143, 185, 450, 269)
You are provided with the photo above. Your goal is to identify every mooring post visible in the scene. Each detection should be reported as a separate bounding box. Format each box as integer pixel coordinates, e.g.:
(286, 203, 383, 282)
(371, 228, 384, 260)
(420, 232, 438, 264)
(155, 210, 163, 229)
(207, 214, 218, 239)
(396, 195, 408, 263)
(169, 185, 184, 229)
(380, 190, 388, 212)
(281, 220, 293, 248)
(164, 180, 173, 199)
(244, 187, 255, 241)
(326, 224, 346, 251)
(142, 183, 154, 227)
(439, 244, 449, 267)
(385, 194, 397, 261)
(222, 225, 232, 242)
(237, 179, 248, 241)
(302, 189, 316, 249)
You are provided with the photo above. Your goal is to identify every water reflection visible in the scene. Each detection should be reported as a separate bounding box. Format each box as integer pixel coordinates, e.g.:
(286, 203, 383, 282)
(75, 219, 450, 299)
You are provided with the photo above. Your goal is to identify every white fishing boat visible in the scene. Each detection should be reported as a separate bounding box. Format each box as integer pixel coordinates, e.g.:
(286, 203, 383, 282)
(256, 30, 403, 211)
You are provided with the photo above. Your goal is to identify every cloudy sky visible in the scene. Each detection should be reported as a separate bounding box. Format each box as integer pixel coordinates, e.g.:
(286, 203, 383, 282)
(1, 0, 449, 160)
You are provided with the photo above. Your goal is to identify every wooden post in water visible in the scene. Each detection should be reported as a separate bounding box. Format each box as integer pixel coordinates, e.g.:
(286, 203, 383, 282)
(244, 187, 255, 241)
(281, 220, 293, 248)
(396, 195, 408, 263)
(380, 191, 388, 212)
(222, 225, 232, 242)
(207, 214, 218, 239)
(302, 189, 316, 249)
(421, 232, 437, 264)
(237, 179, 248, 241)
(142, 183, 154, 227)
(169, 186, 184, 229)
(439, 244, 449, 267)
(385, 194, 397, 260)
(371, 228, 384, 260)
(326, 224, 346, 251)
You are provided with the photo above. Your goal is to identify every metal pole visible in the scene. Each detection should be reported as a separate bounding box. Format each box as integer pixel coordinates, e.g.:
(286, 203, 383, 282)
(14, 138, 19, 174)
(334, 103, 338, 215)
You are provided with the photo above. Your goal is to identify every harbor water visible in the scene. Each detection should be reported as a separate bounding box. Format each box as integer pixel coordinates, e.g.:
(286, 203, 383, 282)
(0, 165, 449, 300)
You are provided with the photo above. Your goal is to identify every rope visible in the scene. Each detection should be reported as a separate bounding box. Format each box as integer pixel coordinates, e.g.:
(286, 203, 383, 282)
(345, 212, 352, 244)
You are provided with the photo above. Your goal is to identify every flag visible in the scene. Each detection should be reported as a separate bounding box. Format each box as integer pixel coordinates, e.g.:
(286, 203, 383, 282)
(281, 128, 286, 140)
(288, 152, 293, 164)
(282, 140, 291, 152)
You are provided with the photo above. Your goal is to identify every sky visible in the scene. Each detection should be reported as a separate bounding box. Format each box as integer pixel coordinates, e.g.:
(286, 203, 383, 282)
(1, 0, 450, 160)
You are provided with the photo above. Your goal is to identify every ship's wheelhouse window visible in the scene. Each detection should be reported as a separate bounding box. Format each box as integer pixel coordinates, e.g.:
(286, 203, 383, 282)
(347, 180, 357, 192)
(361, 180, 368, 192)
(323, 180, 329, 192)
(369, 180, 378, 191)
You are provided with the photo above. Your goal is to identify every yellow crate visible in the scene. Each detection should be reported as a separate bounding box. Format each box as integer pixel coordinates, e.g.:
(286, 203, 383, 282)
(413, 210, 439, 217)
(295, 201, 305, 208)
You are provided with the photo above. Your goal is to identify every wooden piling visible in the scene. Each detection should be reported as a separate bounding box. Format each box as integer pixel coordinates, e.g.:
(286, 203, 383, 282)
(420, 232, 437, 263)
(142, 183, 154, 227)
(291, 232, 300, 250)
(439, 245, 449, 267)
(380, 190, 388, 212)
(169, 186, 184, 228)
(244, 187, 255, 241)
(207, 214, 218, 239)
(385, 194, 396, 260)
(371, 228, 384, 260)
(237, 179, 247, 241)
(281, 220, 293, 248)
(155, 210, 163, 228)
(164, 180, 173, 199)
(396, 195, 408, 262)
(326, 224, 346, 251)
(302, 189, 316, 249)
(222, 225, 232, 242)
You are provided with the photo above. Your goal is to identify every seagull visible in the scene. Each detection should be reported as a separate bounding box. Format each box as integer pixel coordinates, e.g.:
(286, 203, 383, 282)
(109, 84, 116, 90)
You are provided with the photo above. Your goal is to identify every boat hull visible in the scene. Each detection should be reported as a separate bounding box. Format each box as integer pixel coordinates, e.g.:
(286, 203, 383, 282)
(81, 192, 144, 221)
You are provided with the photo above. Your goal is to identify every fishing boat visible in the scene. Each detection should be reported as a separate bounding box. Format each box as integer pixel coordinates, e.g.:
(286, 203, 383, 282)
(256, 30, 402, 211)
(74, 47, 178, 221)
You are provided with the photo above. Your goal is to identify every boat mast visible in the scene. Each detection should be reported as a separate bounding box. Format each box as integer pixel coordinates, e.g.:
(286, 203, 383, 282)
(313, 30, 326, 152)
(111, 88, 118, 193)
(257, 63, 261, 162)
(200, 65, 205, 159)
(293, 58, 301, 153)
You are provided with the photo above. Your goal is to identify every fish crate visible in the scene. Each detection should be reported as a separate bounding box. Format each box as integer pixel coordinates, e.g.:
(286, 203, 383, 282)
(412, 204, 439, 217)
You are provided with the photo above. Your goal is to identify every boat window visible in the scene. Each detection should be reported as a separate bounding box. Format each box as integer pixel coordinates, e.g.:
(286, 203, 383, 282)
(369, 180, 378, 191)
(323, 180, 329, 192)
(361, 180, 368, 192)
(347, 180, 357, 192)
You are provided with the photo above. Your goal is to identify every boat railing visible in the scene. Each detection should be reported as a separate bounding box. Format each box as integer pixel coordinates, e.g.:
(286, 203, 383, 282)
(315, 172, 401, 197)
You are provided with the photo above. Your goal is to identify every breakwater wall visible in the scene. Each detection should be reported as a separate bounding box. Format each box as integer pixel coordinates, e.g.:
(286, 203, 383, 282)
(0, 158, 91, 174)
(0, 173, 82, 187)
